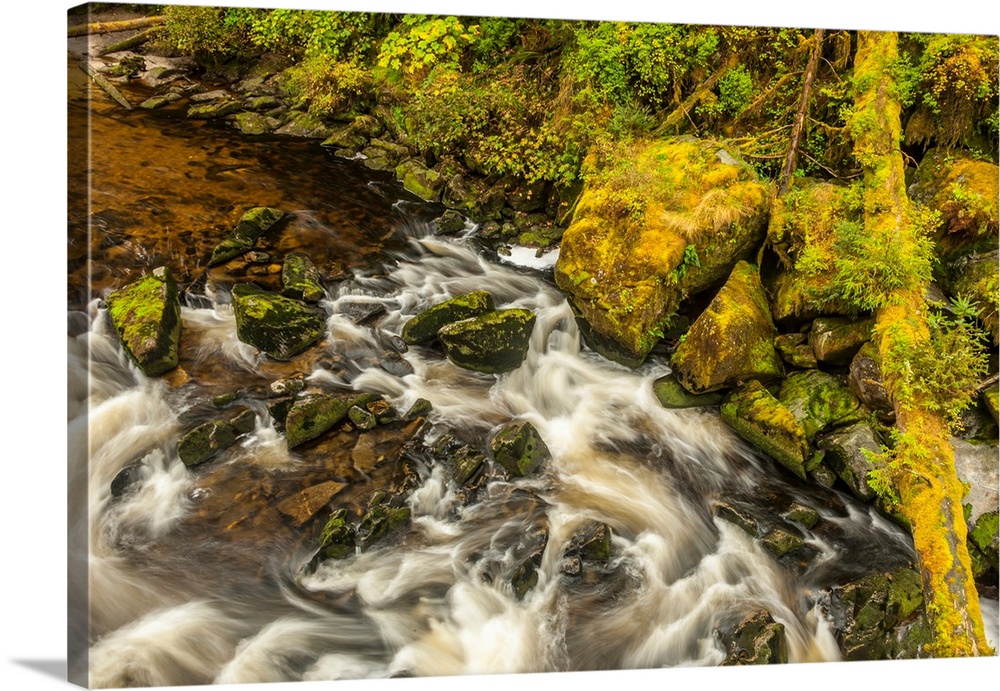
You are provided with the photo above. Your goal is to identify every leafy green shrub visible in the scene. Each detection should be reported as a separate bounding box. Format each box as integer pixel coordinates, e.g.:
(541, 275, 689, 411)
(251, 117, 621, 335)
(280, 56, 375, 118)
(163, 5, 260, 60)
(717, 64, 754, 116)
(248, 9, 386, 60)
(377, 15, 479, 76)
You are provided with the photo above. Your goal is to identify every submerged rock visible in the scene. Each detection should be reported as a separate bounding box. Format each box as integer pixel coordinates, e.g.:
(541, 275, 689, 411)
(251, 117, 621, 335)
(721, 381, 809, 479)
(671, 261, 783, 393)
(439, 309, 537, 374)
(209, 207, 286, 266)
(554, 137, 771, 366)
(231, 283, 326, 360)
(489, 421, 551, 477)
(177, 406, 256, 467)
(106, 266, 181, 377)
(401, 291, 495, 345)
(281, 252, 325, 303)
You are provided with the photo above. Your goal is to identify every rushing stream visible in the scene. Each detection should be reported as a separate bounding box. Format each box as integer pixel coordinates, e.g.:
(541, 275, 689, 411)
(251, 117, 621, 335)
(67, 62, 997, 687)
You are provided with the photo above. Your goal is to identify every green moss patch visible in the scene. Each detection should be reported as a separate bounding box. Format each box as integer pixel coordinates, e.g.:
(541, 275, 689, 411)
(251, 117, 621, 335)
(231, 283, 326, 360)
(438, 308, 536, 374)
(401, 290, 495, 345)
(721, 380, 809, 479)
(106, 266, 181, 377)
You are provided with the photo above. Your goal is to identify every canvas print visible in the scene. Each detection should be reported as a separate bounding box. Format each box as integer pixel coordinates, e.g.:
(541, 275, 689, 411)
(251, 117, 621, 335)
(67, 2, 999, 688)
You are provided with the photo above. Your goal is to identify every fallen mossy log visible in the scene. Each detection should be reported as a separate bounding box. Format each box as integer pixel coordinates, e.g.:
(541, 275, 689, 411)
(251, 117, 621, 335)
(68, 15, 166, 38)
(78, 61, 132, 110)
(851, 30, 991, 657)
(98, 27, 162, 56)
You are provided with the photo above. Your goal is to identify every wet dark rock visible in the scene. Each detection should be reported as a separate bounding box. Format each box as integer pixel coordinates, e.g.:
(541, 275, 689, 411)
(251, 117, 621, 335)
(439, 309, 537, 374)
(266, 396, 294, 429)
(760, 527, 805, 558)
(187, 99, 243, 119)
(270, 374, 306, 397)
(340, 301, 387, 324)
(817, 422, 885, 502)
(809, 317, 873, 365)
(451, 444, 487, 486)
(378, 353, 414, 377)
(106, 266, 181, 377)
(955, 401, 999, 441)
(366, 399, 399, 425)
(358, 496, 411, 549)
(209, 207, 286, 266)
(565, 522, 612, 562)
(110, 460, 145, 498)
(825, 567, 929, 660)
(281, 252, 325, 303)
(138, 92, 181, 110)
(848, 342, 893, 416)
(140, 65, 185, 88)
(177, 406, 255, 467)
(403, 398, 433, 421)
(782, 503, 819, 529)
(718, 609, 788, 665)
(212, 392, 237, 407)
(401, 291, 495, 346)
(189, 89, 228, 103)
(509, 525, 549, 600)
(809, 465, 838, 488)
(489, 421, 550, 477)
(721, 381, 809, 479)
(714, 500, 760, 536)
(231, 283, 326, 360)
(395, 158, 444, 202)
(275, 110, 334, 138)
(434, 209, 467, 235)
(348, 405, 377, 431)
(360, 139, 408, 171)
(276, 480, 347, 527)
(235, 112, 280, 135)
(652, 374, 725, 409)
(284, 392, 378, 449)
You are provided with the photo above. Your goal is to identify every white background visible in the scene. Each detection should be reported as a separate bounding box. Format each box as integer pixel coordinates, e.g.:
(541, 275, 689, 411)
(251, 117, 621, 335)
(2, 1, 998, 690)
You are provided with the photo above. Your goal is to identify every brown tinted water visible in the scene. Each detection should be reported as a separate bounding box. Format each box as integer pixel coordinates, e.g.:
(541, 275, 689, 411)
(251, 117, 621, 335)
(68, 60, 438, 312)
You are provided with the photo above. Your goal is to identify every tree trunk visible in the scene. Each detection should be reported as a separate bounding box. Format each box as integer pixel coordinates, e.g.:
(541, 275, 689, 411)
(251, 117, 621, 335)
(68, 15, 166, 38)
(78, 61, 133, 111)
(656, 53, 738, 134)
(852, 30, 991, 657)
(778, 29, 825, 195)
(99, 27, 161, 56)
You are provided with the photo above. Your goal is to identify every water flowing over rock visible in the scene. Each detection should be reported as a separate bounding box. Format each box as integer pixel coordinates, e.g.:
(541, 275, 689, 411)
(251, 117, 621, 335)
(438, 309, 537, 374)
(231, 283, 326, 360)
(721, 381, 809, 479)
(554, 137, 771, 366)
(671, 261, 783, 393)
(401, 290, 495, 345)
(208, 207, 286, 266)
(105, 266, 181, 377)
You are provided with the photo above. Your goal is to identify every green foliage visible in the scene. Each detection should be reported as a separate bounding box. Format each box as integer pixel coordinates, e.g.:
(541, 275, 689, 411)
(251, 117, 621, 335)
(281, 56, 374, 118)
(248, 9, 385, 60)
(670, 244, 702, 283)
(163, 5, 261, 60)
(882, 298, 990, 429)
(717, 64, 754, 116)
(377, 15, 479, 75)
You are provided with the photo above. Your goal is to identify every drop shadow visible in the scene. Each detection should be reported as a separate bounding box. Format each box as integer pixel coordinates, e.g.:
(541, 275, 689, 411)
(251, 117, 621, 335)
(11, 659, 67, 681)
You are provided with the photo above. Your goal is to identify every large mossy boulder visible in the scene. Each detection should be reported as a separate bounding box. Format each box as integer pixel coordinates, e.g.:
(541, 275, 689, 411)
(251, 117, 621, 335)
(438, 309, 536, 374)
(554, 137, 771, 366)
(766, 180, 858, 323)
(209, 207, 286, 266)
(106, 266, 181, 377)
(284, 391, 378, 449)
(808, 317, 873, 365)
(489, 421, 551, 477)
(401, 291, 495, 345)
(395, 158, 444, 202)
(231, 283, 326, 360)
(908, 148, 998, 263)
(718, 610, 788, 665)
(721, 381, 810, 479)
(671, 261, 783, 393)
(778, 370, 862, 442)
(952, 438, 999, 571)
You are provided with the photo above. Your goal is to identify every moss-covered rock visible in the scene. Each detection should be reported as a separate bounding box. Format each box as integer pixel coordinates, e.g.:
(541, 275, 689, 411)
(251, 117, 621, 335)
(983, 385, 999, 424)
(187, 99, 243, 119)
(358, 495, 411, 549)
(401, 291, 495, 345)
(235, 111, 279, 135)
(275, 110, 334, 138)
(778, 370, 863, 442)
(489, 421, 550, 477)
(438, 309, 537, 374)
(434, 210, 467, 235)
(395, 158, 444, 202)
(952, 438, 999, 568)
(554, 137, 771, 366)
(209, 207, 286, 266)
(908, 148, 998, 263)
(231, 283, 326, 360)
(721, 381, 810, 479)
(310, 509, 357, 566)
(774, 332, 818, 369)
(945, 250, 999, 344)
(760, 527, 806, 558)
(826, 568, 929, 660)
(849, 342, 893, 416)
(281, 252, 325, 303)
(284, 391, 378, 449)
(808, 316, 874, 365)
(358, 138, 409, 171)
(766, 180, 858, 323)
(718, 610, 788, 665)
(652, 373, 725, 408)
(177, 407, 255, 467)
(817, 422, 885, 502)
(106, 266, 181, 377)
(672, 261, 783, 393)
(138, 93, 181, 110)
